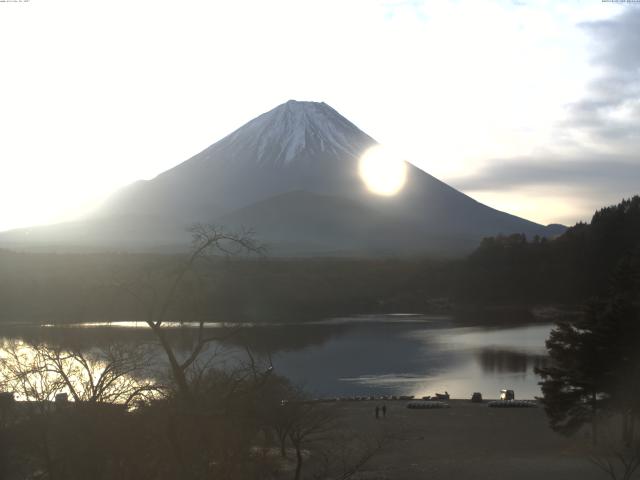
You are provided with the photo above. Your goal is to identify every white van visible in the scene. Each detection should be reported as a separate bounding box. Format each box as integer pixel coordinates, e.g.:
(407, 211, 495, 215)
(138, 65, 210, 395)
(500, 389, 514, 401)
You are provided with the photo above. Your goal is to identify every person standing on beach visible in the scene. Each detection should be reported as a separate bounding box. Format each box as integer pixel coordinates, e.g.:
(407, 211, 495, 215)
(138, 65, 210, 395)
(382, 404, 387, 418)
(375, 405, 380, 419)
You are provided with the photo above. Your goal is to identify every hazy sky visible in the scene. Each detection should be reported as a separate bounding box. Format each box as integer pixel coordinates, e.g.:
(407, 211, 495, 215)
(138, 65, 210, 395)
(1, 0, 638, 232)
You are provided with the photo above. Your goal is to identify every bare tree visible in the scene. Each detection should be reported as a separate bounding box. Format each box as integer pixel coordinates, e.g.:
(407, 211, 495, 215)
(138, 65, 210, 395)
(0, 339, 168, 480)
(285, 402, 337, 480)
(116, 223, 264, 398)
(590, 420, 640, 480)
(41, 343, 162, 407)
(275, 398, 387, 480)
(0, 339, 63, 412)
(591, 449, 640, 480)
(0, 340, 162, 409)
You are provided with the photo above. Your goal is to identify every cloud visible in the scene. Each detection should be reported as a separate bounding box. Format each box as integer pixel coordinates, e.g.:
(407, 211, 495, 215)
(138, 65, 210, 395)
(453, 7, 640, 221)
(452, 155, 640, 194)
(562, 8, 640, 144)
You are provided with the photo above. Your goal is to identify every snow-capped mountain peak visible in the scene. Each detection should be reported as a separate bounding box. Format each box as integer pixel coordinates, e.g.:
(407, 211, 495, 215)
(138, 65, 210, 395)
(215, 100, 375, 167)
(2, 99, 563, 256)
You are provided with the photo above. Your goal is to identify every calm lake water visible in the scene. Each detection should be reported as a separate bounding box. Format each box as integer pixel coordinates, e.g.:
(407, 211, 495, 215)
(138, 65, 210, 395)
(0, 314, 552, 400)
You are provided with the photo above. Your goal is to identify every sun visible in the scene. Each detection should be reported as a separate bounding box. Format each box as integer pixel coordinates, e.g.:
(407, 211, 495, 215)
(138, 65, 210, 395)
(358, 145, 408, 196)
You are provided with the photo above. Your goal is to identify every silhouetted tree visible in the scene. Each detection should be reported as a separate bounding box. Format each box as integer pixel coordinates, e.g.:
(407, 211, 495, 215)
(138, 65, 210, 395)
(459, 196, 640, 305)
(286, 401, 337, 480)
(117, 223, 263, 398)
(589, 424, 640, 480)
(537, 249, 640, 444)
(0, 339, 165, 480)
(536, 308, 611, 441)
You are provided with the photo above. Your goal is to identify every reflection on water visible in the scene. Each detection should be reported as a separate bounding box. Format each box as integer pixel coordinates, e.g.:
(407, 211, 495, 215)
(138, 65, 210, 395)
(478, 349, 547, 374)
(265, 321, 552, 399)
(0, 315, 554, 400)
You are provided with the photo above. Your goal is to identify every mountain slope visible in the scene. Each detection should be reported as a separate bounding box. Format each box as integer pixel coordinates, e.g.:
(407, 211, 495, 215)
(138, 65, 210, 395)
(0, 100, 564, 255)
(100, 100, 375, 223)
(217, 190, 482, 256)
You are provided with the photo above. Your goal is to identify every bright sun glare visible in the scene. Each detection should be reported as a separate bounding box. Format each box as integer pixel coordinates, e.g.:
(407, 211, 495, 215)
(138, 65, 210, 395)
(358, 145, 408, 196)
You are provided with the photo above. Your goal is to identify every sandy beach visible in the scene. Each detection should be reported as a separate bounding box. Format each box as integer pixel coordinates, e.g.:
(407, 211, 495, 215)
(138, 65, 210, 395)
(333, 400, 604, 480)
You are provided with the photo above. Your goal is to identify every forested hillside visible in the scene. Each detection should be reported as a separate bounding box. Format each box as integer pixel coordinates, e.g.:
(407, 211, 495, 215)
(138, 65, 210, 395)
(459, 196, 640, 304)
(0, 252, 450, 324)
(1, 197, 638, 325)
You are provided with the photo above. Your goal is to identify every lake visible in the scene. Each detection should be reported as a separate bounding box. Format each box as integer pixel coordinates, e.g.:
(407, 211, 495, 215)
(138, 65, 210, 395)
(0, 314, 552, 400)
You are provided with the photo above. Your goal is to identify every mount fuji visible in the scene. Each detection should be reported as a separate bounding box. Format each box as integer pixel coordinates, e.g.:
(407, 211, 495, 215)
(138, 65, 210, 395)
(1, 100, 564, 256)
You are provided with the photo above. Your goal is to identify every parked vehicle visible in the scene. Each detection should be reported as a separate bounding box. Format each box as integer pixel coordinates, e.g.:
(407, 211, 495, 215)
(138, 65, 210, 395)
(499, 389, 515, 401)
(471, 392, 483, 402)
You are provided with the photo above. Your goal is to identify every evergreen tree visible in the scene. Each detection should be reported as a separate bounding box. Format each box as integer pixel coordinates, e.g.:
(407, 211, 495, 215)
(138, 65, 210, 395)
(536, 312, 611, 440)
(537, 251, 640, 443)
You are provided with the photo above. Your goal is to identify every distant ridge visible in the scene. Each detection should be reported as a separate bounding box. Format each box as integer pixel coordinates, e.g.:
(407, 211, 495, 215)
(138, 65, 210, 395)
(0, 100, 565, 256)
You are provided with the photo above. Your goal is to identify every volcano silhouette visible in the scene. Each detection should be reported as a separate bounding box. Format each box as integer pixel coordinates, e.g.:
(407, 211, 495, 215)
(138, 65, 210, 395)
(1, 100, 564, 255)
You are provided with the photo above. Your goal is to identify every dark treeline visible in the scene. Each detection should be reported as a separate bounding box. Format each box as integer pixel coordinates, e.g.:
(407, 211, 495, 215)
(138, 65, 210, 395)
(2, 196, 639, 325)
(461, 196, 640, 304)
(0, 252, 452, 325)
